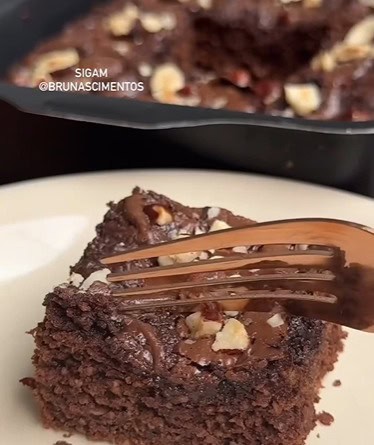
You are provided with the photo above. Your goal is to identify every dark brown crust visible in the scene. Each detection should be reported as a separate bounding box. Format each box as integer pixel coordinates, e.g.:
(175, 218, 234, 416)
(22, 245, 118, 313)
(24, 188, 346, 445)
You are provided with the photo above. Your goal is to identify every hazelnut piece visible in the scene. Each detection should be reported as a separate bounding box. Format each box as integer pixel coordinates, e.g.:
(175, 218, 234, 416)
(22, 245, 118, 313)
(186, 312, 223, 339)
(209, 220, 232, 232)
(153, 205, 173, 225)
(150, 63, 185, 104)
(284, 83, 322, 116)
(105, 4, 139, 36)
(212, 319, 250, 351)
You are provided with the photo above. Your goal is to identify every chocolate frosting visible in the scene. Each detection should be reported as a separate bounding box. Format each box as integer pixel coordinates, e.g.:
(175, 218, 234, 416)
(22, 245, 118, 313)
(124, 317, 165, 371)
(57, 188, 334, 380)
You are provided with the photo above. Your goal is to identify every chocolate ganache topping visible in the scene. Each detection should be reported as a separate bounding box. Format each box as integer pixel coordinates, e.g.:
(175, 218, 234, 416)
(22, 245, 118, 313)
(66, 188, 337, 378)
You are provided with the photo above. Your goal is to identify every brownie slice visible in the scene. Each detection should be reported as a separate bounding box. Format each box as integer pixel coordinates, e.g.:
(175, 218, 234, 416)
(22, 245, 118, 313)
(23, 188, 345, 445)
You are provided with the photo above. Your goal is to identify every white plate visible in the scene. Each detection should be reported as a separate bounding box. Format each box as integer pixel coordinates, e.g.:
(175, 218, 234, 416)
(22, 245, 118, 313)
(1, 170, 374, 445)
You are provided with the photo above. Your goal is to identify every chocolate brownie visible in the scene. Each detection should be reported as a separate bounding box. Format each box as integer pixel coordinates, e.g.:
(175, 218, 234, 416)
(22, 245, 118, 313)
(7, 0, 374, 119)
(22, 188, 345, 445)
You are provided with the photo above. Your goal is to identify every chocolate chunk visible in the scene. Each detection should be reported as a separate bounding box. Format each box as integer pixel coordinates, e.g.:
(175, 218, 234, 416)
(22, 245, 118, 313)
(317, 411, 335, 426)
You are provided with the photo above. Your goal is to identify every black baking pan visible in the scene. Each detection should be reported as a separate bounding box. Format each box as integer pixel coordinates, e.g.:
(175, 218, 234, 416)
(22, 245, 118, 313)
(0, 0, 374, 187)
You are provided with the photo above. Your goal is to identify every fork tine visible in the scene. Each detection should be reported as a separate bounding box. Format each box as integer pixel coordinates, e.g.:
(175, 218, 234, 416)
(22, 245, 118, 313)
(115, 290, 337, 310)
(112, 272, 334, 297)
(101, 218, 346, 265)
(107, 250, 334, 282)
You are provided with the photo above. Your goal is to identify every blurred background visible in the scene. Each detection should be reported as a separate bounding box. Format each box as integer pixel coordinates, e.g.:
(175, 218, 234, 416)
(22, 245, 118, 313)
(2, 99, 374, 197)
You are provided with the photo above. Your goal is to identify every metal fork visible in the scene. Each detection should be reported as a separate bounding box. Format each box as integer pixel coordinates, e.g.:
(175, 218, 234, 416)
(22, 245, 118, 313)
(101, 218, 374, 332)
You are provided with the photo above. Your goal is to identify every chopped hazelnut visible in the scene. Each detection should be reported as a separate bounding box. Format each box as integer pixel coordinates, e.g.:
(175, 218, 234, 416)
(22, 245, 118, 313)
(157, 230, 200, 265)
(311, 16, 374, 74)
(81, 269, 111, 290)
(138, 63, 153, 77)
(31, 49, 79, 86)
(232, 246, 248, 254)
(344, 16, 374, 46)
(112, 41, 131, 56)
(157, 255, 175, 266)
(195, 320, 222, 338)
(224, 311, 239, 317)
(267, 313, 285, 328)
(158, 250, 200, 266)
(69, 272, 84, 287)
(150, 63, 186, 104)
(212, 319, 250, 351)
(334, 43, 373, 63)
(311, 51, 336, 72)
(209, 220, 232, 232)
(152, 205, 173, 225)
(185, 311, 202, 332)
(296, 244, 309, 251)
(207, 207, 220, 219)
(105, 4, 139, 36)
(34, 49, 79, 73)
(284, 83, 322, 116)
(186, 312, 222, 339)
(199, 252, 209, 260)
(140, 12, 176, 33)
(197, 0, 213, 9)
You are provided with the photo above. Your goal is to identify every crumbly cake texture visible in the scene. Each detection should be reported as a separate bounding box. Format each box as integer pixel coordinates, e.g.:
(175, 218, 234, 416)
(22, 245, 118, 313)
(8, 0, 374, 120)
(22, 188, 346, 445)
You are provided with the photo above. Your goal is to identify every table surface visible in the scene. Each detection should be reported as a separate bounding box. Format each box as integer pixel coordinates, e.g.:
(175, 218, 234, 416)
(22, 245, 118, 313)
(2, 100, 374, 197)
